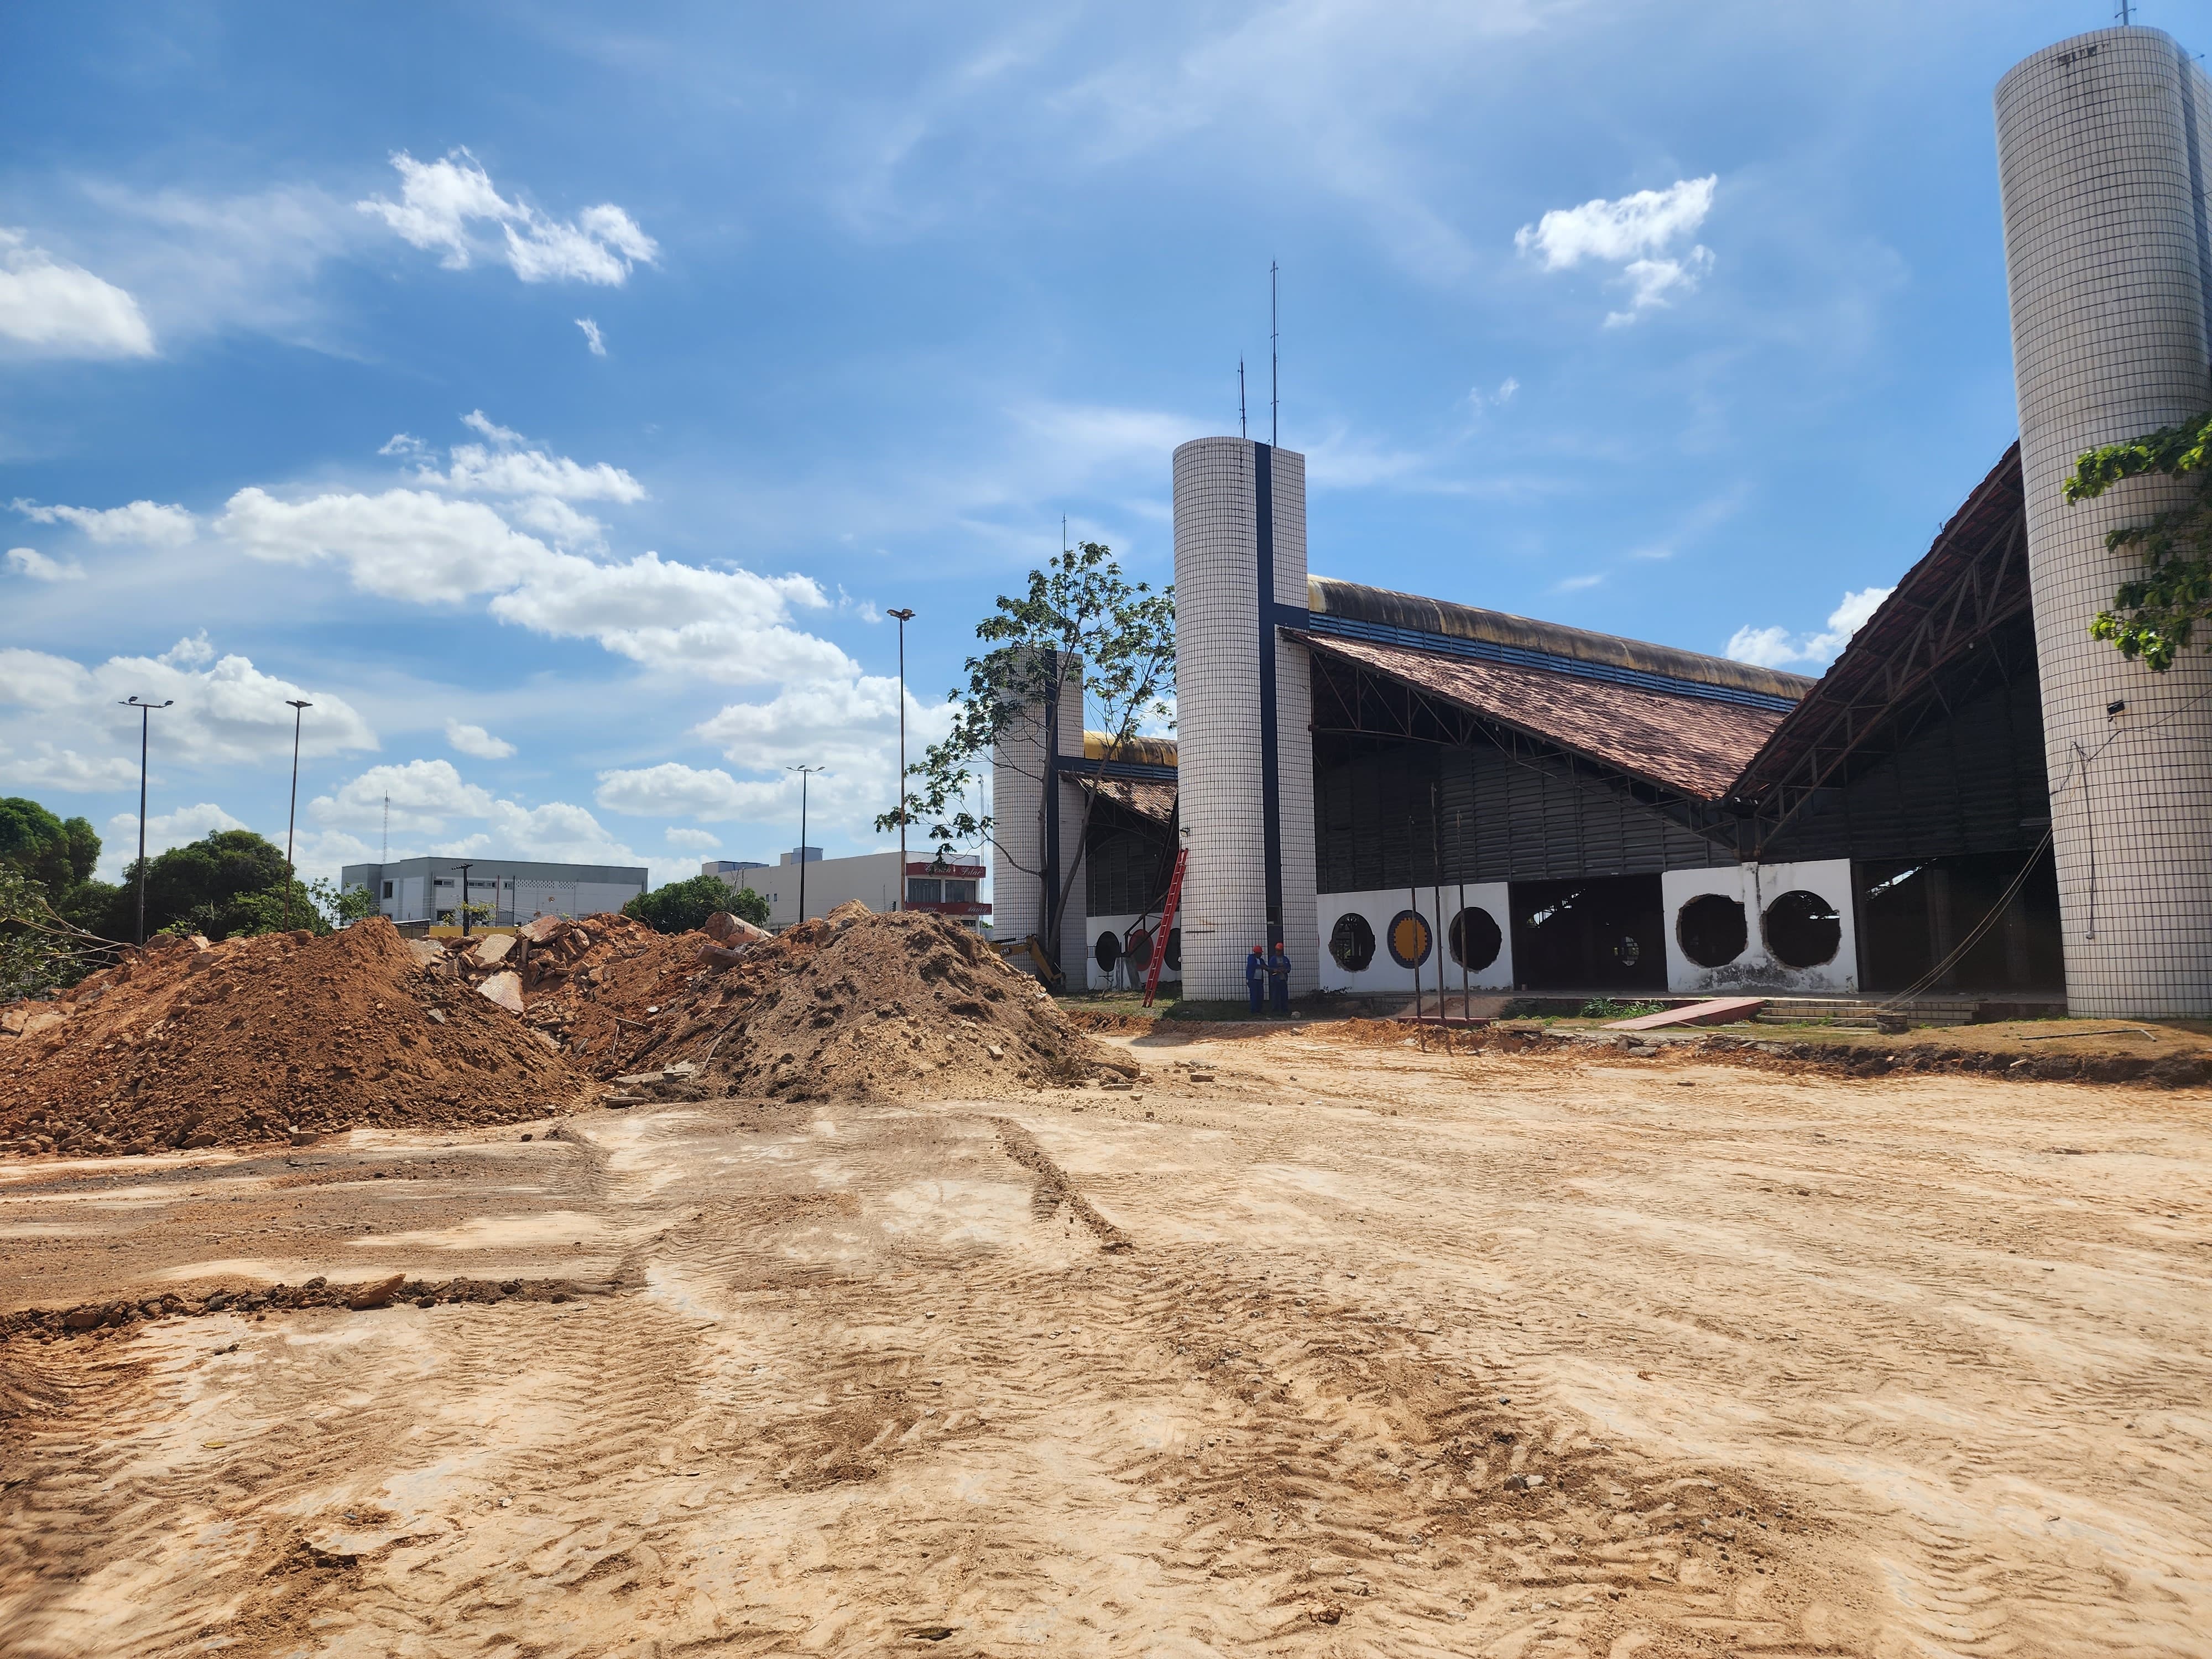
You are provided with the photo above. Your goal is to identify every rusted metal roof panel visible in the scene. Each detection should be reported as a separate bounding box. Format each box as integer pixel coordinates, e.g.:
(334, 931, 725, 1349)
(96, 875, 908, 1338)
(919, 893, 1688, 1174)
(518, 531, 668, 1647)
(1728, 444, 2027, 802)
(1308, 576, 1813, 704)
(1076, 775, 1178, 825)
(1294, 630, 1788, 801)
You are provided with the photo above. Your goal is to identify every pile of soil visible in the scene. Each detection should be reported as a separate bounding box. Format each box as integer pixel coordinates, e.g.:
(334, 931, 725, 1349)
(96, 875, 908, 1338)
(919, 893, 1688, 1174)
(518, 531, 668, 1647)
(534, 910, 1130, 1099)
(0, 920, 590, 1156)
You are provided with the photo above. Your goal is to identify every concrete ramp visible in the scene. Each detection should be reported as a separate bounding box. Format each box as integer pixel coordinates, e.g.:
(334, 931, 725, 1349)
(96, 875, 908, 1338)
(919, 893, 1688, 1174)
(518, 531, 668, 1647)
(1605, 997, 1766, 1031)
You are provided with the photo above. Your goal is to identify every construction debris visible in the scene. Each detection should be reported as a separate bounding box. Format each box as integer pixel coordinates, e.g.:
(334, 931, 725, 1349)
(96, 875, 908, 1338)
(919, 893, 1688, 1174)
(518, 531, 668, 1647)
(531, 909, 1131, 1099)
(0, 920, 588, 1155)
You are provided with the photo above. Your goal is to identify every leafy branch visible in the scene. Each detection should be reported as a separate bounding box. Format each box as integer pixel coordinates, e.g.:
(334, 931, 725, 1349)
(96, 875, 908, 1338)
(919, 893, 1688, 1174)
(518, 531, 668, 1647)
(877, 541, 1174, 945)
(2067, 410, 2212, 671)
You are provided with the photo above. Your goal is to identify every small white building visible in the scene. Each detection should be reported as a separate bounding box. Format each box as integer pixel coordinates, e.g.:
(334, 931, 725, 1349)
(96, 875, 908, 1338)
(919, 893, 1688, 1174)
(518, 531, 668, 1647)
(706, 848, 988, 931)
(343, 857, 647, 927)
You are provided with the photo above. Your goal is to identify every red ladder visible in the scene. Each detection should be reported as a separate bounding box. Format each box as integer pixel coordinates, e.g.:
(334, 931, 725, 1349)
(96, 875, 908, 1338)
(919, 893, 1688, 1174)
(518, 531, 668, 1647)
(1143, 848, 1190, 1008)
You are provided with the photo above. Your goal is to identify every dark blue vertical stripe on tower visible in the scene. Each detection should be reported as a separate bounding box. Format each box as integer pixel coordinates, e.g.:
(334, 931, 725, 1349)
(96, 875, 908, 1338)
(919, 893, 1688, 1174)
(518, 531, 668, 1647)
(1042, 655, 1060, 967)
(1255, 442, 1284, 945)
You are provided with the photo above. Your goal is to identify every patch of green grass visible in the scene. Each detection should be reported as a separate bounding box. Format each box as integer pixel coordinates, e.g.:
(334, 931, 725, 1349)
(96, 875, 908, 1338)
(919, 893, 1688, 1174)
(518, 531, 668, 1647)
(1576, 998, 1668, 1020)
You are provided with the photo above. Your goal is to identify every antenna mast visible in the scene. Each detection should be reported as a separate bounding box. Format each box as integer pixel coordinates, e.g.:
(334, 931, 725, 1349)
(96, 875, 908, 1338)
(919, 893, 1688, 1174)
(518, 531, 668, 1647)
(1269, 261, 1280, 448)
(1238, 358, 1247, 438)
(382, 793, 389, 863)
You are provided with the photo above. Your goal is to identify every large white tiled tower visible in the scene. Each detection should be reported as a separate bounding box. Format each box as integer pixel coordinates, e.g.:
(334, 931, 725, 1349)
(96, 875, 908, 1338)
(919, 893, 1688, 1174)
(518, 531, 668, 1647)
(1171, 437, 1318, 1001)
(1996, 25, 2212, 1016)
(989, 656, 1087, 979)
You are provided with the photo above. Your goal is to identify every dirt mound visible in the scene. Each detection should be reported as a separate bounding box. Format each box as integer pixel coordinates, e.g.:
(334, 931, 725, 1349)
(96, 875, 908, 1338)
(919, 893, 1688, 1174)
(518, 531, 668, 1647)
(533, 910, 1129, 1099)
(0, 920, 590, 1155)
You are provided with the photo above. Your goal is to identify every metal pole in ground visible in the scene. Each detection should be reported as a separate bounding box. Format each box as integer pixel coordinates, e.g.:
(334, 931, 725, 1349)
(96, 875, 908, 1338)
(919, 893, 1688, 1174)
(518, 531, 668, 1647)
(786, 765, 823, 924)
(283, 698, 311, 931)
(456, 862, 473, 937)
(886, 607, 914, 909)
(1430, 783, 1451, 1053)
(119, 696, 173, 946)
(1455, 808, 1469, 1021)
(1405, 818, 1426, 1048)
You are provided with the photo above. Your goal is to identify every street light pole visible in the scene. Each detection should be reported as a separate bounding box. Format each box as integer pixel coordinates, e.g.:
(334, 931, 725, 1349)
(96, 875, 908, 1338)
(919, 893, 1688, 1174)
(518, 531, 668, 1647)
(283, 698, 312, 931)
(886, 607, 915, 909)
(785, 765, 823, 925)
(456, 860, 473, 937)
(119, 696, 174, 946)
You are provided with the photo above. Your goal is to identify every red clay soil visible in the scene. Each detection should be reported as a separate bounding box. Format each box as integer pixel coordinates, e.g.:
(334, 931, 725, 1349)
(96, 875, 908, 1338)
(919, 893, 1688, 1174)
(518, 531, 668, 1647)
(530, 910, 1129, 1099)
(0, 920, 591, 1156)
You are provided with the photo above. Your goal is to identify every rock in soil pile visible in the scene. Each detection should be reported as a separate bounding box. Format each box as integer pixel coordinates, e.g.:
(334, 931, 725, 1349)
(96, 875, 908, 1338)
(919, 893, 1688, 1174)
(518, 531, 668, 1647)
(0, 919, 589, 1156)
(532, 909, 1130, 1099)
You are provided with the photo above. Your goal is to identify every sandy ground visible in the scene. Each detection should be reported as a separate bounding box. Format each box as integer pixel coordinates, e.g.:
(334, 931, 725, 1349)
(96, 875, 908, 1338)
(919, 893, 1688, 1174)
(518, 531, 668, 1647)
(2, 1026, 2209, 1658)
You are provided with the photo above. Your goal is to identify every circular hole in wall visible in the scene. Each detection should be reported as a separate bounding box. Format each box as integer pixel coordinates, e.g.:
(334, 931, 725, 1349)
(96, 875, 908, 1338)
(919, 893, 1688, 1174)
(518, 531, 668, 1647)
(1165, 928, 1182, 973)
(1676, 893, 1748, 968)
(1764, 890, 1841, 968)
(1386, 910, 1433, 970)
(1329, 913, 1375, 973)
(1125, 927, 1152, 972)
(1448, 907, 1502, 972)
(1094, 931, 1122, 973)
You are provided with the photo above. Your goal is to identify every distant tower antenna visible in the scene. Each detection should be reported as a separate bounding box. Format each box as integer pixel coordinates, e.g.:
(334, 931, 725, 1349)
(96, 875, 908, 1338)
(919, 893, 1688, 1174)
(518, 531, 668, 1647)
(1269, 261, 1280, 448)
(1238, 357, 1248, 439)
(382, 793, 389, 863)
(2115, 0, 2131, 23)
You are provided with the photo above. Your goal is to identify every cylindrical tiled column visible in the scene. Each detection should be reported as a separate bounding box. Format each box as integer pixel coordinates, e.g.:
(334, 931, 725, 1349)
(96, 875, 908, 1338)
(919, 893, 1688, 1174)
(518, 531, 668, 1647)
(988, 655, 1086, 982)
(1997, 25, 2212, 1016)
(1172, 437, 1317, 1001)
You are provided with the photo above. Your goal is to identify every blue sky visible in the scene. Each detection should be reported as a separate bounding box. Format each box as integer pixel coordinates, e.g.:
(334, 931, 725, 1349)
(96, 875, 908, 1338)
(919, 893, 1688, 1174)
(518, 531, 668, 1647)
(0, 1, 2173, 895)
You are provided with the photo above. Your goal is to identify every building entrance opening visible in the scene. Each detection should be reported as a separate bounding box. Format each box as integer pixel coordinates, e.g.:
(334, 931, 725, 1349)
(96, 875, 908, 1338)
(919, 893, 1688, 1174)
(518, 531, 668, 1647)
(1856, 847, 2062, 993)
(1509, 874, 1666, 991)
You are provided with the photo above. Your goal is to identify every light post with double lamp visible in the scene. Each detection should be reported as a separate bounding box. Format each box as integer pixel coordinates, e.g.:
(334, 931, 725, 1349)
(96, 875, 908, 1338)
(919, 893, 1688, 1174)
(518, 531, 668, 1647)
(119, 696, 174, 946)
(785, 765, 822, 925)
(282, 698, 312, 931)
(885, 607, 915, 909)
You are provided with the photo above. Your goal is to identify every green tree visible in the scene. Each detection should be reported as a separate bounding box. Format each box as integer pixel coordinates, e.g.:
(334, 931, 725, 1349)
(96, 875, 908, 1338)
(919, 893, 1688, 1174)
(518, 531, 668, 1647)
(97, 828, 297, 941)
(880, 541, 1174, 961)
(308, 878, 382, 926)
(2067, 410, 2212, 671)
(0, 797, 100, 892)
(624, 872, 765, 934)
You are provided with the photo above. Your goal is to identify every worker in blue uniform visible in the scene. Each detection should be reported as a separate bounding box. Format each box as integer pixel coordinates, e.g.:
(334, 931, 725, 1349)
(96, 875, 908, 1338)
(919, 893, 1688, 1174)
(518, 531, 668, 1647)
(1266, 940, 1293, 1015)
(1245, 945, 1266, 1015)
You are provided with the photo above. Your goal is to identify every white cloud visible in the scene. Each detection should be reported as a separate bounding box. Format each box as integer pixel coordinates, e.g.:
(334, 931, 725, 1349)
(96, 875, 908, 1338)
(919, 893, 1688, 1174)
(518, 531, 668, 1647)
(436, 800, 641, 868)
(0, 642, 377, 773)
(1516, 176, 1717, 325)
(74, 181, 363, 350)
(105, 802, 251, 869)
(420, 411, 646, 502)
(310, 758, 493, 832)
(0, 229, 156, 358)
(12, 497, 196, 545)
(445, 719, 515, 759)
(1552, 573, 1603, 593)
(665, 826, 719, 853)
(218, 484, 851, 685)
(692, 675, 951, 777)
(0, 742, 137, 791)
(309, 760, 643, 873)
(6, 546, 84, 581)
(158, 632, 215, 669)
(594, 761, 764, 821)
(357, 149, 658, 286)
(576, 317, 607, 356)
(1726, 585, 1892, 670)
